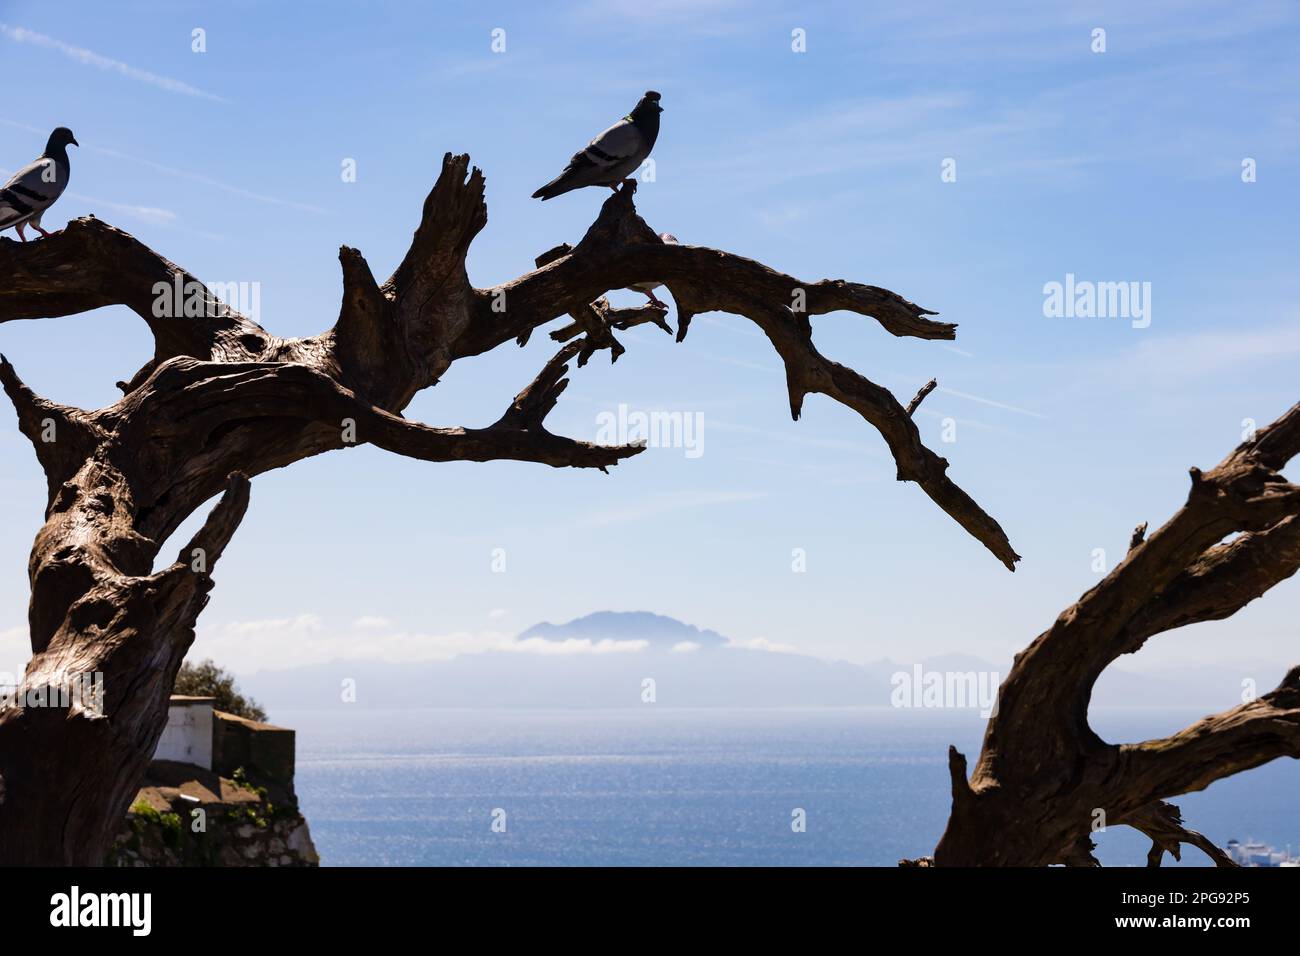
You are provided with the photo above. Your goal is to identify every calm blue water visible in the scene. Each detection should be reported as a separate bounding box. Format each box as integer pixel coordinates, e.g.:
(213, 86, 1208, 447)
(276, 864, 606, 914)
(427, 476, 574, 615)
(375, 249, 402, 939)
(279, 707, 1300, 867)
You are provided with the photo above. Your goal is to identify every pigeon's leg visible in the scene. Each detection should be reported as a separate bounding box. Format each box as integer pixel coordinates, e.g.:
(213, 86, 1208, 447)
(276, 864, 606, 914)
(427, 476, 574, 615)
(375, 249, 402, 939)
(15, 222, 27, 242)
(643, 291, 667, 309)
(31, 223, 51, 238)
(608, 184, 620, 192)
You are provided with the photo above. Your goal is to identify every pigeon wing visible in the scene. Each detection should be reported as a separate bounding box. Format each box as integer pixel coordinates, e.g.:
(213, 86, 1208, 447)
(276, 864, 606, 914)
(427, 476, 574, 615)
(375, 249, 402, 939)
(532, 119, 648, 199)
(585, 119, 645, 166)
(0, 158, 66, 229)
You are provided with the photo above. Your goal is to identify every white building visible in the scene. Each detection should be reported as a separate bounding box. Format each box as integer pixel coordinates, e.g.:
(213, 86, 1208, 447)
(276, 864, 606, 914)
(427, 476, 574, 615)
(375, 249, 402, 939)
(152, 695, 214, 769)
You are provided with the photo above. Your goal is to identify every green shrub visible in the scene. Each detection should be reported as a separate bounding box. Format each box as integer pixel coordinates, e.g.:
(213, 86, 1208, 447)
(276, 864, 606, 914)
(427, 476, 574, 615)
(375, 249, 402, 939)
(174, 659, 266, 721)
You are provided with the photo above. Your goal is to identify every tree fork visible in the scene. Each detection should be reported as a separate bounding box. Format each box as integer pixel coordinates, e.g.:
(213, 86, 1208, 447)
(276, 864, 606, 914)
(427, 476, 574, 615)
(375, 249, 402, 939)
(0, 152, 1011, 864)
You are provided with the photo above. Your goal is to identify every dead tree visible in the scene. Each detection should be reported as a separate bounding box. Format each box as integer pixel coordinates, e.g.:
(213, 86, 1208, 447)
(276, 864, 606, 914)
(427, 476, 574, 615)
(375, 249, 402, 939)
(933, 406, 1300, 866)
(0, 154, 1016, 864)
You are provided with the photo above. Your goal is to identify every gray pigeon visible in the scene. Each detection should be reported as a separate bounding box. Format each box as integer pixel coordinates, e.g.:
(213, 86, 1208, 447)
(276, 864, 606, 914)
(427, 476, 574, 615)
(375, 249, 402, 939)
(627, 233, 678, 307)
(533, 92, 662, 200)
(1, 127, 77, 241)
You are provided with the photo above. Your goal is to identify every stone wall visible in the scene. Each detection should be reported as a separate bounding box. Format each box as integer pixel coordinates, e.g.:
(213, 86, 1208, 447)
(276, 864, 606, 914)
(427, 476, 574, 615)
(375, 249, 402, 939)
(107, 760, 318, 867)
(212, 710, 295, 791)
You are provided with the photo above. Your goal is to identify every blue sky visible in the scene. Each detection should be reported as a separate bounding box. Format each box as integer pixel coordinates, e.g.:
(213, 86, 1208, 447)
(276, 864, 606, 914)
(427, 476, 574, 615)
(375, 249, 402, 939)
(1, 0, 1298, 688)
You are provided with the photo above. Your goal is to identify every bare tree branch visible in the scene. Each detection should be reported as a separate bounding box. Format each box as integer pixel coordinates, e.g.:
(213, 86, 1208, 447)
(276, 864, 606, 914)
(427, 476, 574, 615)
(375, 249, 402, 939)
(906, 378, 938, 417)
(0, 353, 105, 496)
(933, 402, 1300, 866)
(1128, 521, 1147, 551)
(176, 472, 251, 571)
(453, 188, 1017, 568)
(462, 186, 955, 356)
(1122, 800, 1239, 868)
(0, 217, 270, 362)
(1120, 666, 1300, 805)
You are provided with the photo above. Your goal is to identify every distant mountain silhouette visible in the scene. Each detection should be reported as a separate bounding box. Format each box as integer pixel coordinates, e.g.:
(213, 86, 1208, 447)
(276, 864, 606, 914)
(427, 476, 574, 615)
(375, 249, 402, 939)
(518, 611, 729, 648)
(235, 610, 1262, 714)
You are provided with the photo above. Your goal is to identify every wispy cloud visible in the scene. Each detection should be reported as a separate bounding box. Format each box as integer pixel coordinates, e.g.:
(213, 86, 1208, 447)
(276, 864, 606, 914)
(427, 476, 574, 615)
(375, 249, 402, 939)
(726, 636, 800, 654)
(67, 192, 176, 225)
(223, 614, 323, 637)
(197, 614, 655, 670)
(194, 611, 822, 670)
(0, 24, 229, 103)
(510, 637, 648, 655)
(914, 407, 1009, 435)
(200, 620, 506, 669)
(935, 385, 1047, 420)
(677, 9, 1300, 200)
(90, 145, 327, 214)
(0, 118, 326, 215)
(877, 371, 1044, 423)
(1087, 319, 1300, 389)
(697, 315, 766, 340)
(677, 91, 1064, 193)
(0, 166, 179, 227)
(891, 0, 1293, 61)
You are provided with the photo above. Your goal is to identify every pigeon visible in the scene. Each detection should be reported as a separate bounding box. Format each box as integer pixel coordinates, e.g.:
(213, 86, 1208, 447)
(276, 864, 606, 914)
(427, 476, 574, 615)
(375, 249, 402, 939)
(532, 92, 662, 200)
(1, 127, 77, 241)
(626, 233, 678, 308)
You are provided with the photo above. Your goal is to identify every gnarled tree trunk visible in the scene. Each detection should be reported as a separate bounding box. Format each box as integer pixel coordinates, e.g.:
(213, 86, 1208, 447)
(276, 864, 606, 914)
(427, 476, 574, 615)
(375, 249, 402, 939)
(932, 408, 1300, 866)
(0, 154, 1014, 864)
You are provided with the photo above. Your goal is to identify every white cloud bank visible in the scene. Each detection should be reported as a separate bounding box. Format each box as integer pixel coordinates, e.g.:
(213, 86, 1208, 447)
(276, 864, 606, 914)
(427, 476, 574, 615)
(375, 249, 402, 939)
(2, 609, 804, 679)
(193, 615, 658, 673)
(188, 613, 806, 673)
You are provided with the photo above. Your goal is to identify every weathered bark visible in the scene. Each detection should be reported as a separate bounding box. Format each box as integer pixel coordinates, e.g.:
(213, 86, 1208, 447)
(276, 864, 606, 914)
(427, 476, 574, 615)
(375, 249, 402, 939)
(933, 406, 1300, 866)
(0, 154, 1012, 864)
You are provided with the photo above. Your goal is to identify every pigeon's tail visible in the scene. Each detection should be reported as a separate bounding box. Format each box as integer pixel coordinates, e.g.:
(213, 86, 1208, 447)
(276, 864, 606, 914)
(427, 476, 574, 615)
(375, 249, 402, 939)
(531, 178, 569, 201)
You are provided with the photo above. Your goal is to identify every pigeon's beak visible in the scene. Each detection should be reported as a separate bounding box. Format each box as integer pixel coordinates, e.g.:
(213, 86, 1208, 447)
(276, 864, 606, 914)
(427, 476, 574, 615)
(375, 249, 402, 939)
(70, 137, 79, 147)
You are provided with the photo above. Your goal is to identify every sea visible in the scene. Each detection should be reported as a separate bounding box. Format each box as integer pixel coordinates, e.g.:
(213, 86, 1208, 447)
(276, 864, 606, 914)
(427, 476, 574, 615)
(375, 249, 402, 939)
(278, 706, 1299, 867)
